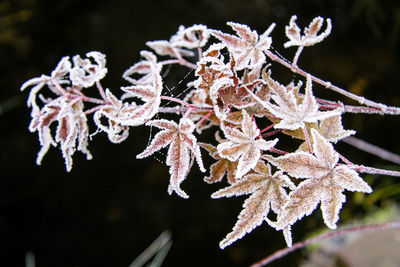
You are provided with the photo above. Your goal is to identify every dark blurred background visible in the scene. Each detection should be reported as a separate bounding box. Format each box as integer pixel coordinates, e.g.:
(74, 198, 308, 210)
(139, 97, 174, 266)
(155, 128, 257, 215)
(1, 0, 400, 266)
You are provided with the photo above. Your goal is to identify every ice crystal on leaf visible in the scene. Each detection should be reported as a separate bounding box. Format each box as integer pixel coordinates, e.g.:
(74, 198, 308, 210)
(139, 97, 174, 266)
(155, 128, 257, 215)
(217, 110, 278, 179)
(212, 161, 295, 249)
(137, 118, 205, 198)
(211, 22, 275, 70)
(284, 15, 332, 48)
(265, 129, 372, 232)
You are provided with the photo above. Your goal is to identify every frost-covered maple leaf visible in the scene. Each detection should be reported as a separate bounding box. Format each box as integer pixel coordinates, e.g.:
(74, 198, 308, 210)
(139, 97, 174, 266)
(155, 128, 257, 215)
(318, 115, 355, 143)
(265, 129, 372, 231)
(137, 118, 205, 198)
(265, 74, 341, 130)
(170, 24, 210, 49)
(29, 97, 92, 172)
(119, 53, 164, 126)
(193, 43, 233, 95)
(212, 161, 295, 249)
(217, 110, 278, 178)
(146, 24, 210, 59)
(70, 51, 108, 88)
(119, 82, 162, 126)
(123, 51, 162, 86)
(211, 22, 275, 70)
(284, 15, 331, 48)
(20, 56, 71, 112)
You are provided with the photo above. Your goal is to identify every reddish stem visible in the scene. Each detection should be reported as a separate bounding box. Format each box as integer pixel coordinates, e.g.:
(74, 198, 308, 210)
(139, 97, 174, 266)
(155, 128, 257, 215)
(96, 81, 108, 102)
(160, 95, 195, 109)
(262, 129, 282, 139)
(260, 123, 275, 134)
(337, 152, 354, 165)
(268, 147, 288, 155)
(302, 127, 312, 154)
(195, 110, 215, 127)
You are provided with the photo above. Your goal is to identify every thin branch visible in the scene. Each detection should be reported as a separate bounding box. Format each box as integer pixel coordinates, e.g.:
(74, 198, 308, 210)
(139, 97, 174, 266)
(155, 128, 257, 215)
(264, 50, 400, 115)
(343, 136, 400, 165)
(350, 164, 400, 177)
(291, 46, 304, 68)
(96, 81, 108, 101)
(195, 110, 215, 127)
(251, 221, 400, 267)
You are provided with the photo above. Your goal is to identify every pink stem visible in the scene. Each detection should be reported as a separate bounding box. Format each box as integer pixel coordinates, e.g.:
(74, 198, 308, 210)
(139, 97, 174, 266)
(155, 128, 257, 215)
(302, 127, 312, 154)
(96, 81, 108, 101)
(70, 89, 106, 105)
(262, 129, 282, 139)
(195, 110, 215, 127)
(291, 46, 304, 68)
(337, 152, 354, 165)
(84, 104, 107, 115)
(51, 79, 68, 96)
(160, 95, 194, 108)
(260, 123, 275, 134)
(268, 147, 288, 155)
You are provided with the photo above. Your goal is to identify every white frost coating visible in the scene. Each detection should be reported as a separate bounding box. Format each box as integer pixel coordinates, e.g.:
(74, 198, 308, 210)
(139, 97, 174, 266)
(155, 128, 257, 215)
(284, 15, 332, 48)
(70, 51, 108, 88)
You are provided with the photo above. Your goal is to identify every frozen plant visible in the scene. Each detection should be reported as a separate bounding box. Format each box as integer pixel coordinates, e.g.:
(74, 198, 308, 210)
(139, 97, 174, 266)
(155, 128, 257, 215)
(21, 17, 400, 252)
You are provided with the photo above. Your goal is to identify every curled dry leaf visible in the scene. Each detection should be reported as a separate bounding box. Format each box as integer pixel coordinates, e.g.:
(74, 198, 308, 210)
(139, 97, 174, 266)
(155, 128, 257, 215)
(170, 24, 211, 49)
(70, 51, 108, 88)
(21, 56, 71, 112)
(120, 52, 164, 126)
(145, 24, 210, 59)
(123, 51, 162, 86)
(29, 97, 92, 172)
(319, 115, 356, 143)
(93, 89, 130, 143)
